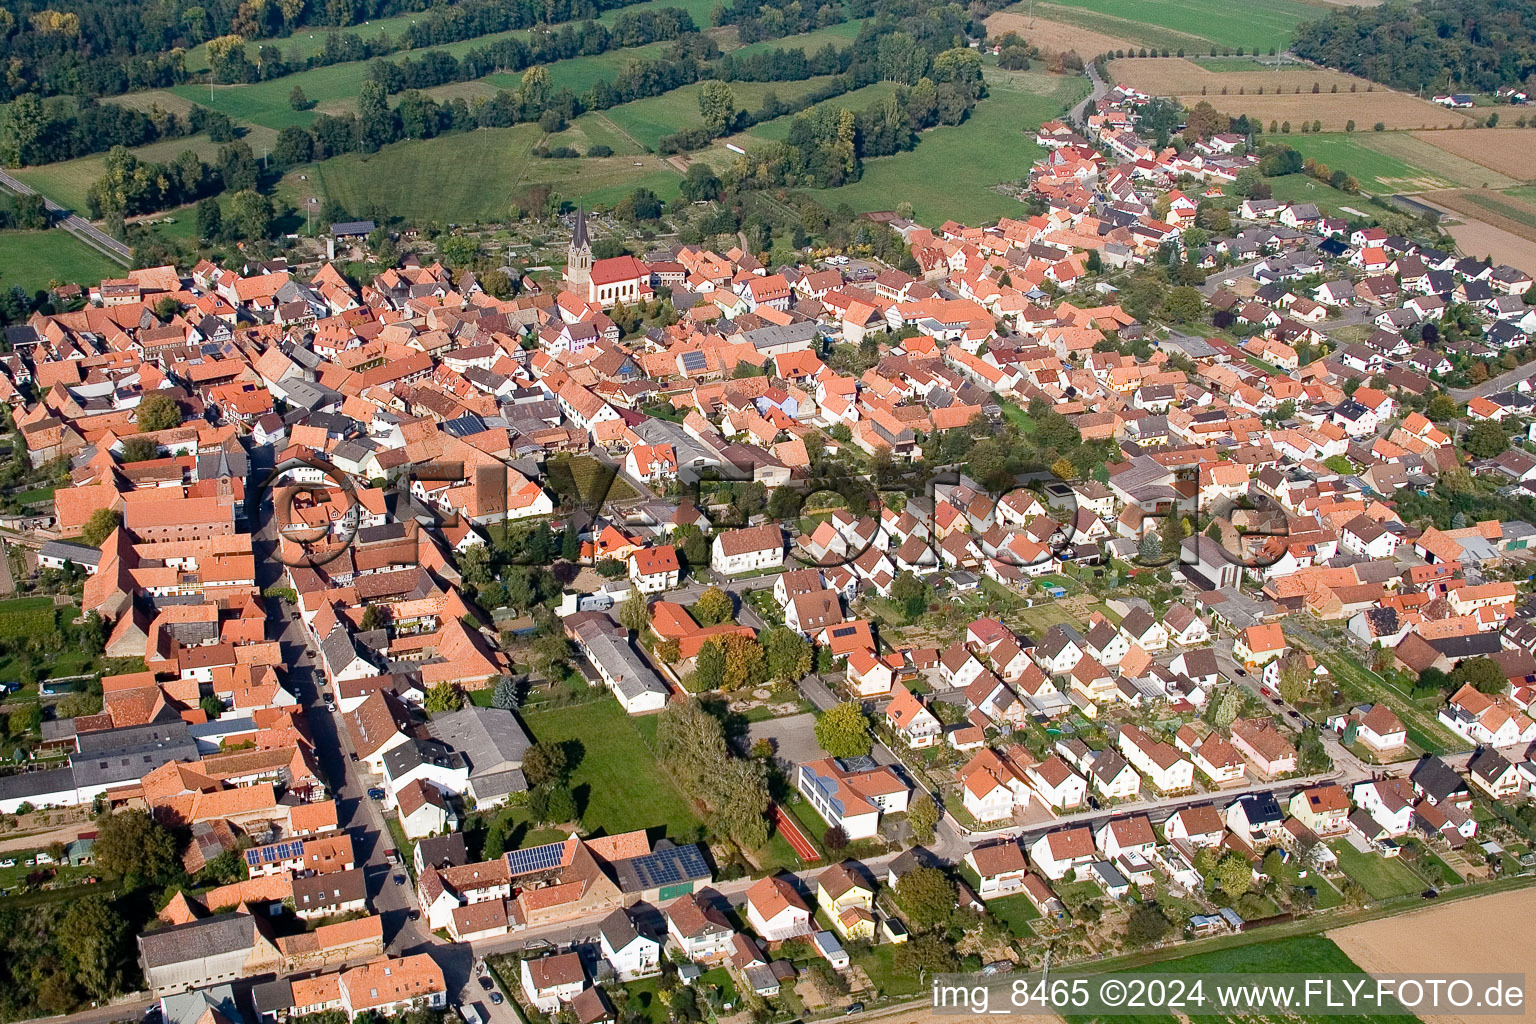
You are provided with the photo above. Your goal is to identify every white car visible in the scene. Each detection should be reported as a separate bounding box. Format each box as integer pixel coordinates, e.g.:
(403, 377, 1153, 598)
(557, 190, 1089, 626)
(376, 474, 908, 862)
(0, 859, 14, 868)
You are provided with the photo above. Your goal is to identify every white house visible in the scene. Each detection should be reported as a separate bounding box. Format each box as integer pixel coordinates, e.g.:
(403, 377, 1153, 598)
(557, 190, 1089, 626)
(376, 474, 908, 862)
(711, 524, 784, 575)
(521, 955, 587, 1014)
(1028, 826, 1097, 880)
(628, 545, 680, 594)
(664, 893, 735, 962)
(745, 875, 812, 942)
(1352, 777, 1416, 837)
(599, 908, 661, 981)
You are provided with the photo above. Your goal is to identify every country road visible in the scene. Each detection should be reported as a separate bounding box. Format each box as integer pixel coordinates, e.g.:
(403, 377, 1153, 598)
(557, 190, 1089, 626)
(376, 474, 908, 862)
(0, 169, 132, 265)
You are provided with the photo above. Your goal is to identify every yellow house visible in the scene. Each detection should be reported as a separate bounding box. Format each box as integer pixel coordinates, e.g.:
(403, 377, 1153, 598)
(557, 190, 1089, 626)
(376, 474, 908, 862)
(815, 861, 876, 941)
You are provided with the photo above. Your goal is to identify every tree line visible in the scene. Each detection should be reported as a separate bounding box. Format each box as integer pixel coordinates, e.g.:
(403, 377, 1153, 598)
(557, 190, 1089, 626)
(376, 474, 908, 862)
(0, 95, 240, 168)
(0, 0, 649, 101)
(1293, 0, 1536, 93)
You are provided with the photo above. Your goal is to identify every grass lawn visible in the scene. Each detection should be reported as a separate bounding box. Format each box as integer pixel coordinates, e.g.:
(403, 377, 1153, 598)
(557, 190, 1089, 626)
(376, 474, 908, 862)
(276, 125, 683, 224)
(1266, 172, 1375, 220)
(598, 0, 719, 26)
(485, 42, 674, 97)
(13, 128, 280, 212)
(1329, 841, 1426, 901)
(1064, 935, 1421, 1024)
(0, 231, 124, 293)
(855, 944, 926, 997)
(813, 66, 1087, 225)
(182, 14, 421, 72)
(730, 19, 868, 58)
(987, 892, 1042, 935)
(603, 76, 842, 150)
(1312, 650, 1460, 754)
(1035, 0, 1318, 52)
(619, 967, 738, 1024)
(739, 81, 901, 143)
(518, 698, 703, 840)
(1284, 133, 1458, 194)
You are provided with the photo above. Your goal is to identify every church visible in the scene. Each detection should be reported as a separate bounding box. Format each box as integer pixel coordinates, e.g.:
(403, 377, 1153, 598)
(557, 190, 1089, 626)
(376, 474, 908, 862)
(564, 208, 653, 309)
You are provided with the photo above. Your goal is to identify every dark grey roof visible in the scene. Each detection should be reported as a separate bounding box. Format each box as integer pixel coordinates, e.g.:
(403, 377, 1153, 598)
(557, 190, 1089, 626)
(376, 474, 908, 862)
(161, 984, 247, 1024)
(599, 908, 642, 951)
(429, 706, 532, 779)
(252, 979, 294, 1016)
(330, 220, 376, 236)
(416, 833, 468, 869)
(0, 765, 75, 801)
(39, 539, 103, 566)
(71, 721, 198, 788)
(137, 913, 256, 968)
(292, 867, 368, 911)
(1411, 755, 1468, 802)
(384, 738, 466, 779)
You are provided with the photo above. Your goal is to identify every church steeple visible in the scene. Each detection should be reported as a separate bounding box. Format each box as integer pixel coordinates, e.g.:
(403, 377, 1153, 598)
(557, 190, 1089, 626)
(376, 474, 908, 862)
(565, 206, 592, 292)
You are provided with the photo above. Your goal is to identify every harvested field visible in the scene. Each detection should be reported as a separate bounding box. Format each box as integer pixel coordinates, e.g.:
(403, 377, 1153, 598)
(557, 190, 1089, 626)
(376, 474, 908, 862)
(1355, 131, 1519, 190)
(985, 11, 1134, 56)
(1331, 887, 1536, 1024)
(1108, 57, 1473, 130)
(1421, 193, 1536, 275)
(1414, 128, 1536, 183)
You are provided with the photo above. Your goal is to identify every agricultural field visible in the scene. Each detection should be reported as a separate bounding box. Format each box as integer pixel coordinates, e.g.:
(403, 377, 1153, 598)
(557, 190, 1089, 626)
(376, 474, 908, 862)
(0, 233, 122, 296)
(1284, 133, 1465, 194)
(1040, 0, 1319, 51)
(12, 127, 280, 212)
(596, 0, 719, 27)
(1420, 191, 1536, 274)
(984, 10, 1132, 57)
(276, 123, 682, 224)
(601, 75, 842, 150)
(1264, 173, 1371, 219)
(1413, 128, 1536, 183)
(0, 598, 57, 642)
(1107, 57, 1473, 131)
(812, 67, 1088, 224)
(1331, 886, 1536, 1009)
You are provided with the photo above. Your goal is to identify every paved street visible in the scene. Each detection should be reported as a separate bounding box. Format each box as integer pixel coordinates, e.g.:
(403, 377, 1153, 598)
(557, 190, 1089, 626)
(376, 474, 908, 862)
(1451, 357, 1536, 400)
(0, 168, 131, 264)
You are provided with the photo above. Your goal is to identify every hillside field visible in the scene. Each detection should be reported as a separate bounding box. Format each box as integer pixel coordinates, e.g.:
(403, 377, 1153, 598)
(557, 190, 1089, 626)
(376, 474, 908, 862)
(811, 67, 1088, 224)
(1038, 0, 1319, 52)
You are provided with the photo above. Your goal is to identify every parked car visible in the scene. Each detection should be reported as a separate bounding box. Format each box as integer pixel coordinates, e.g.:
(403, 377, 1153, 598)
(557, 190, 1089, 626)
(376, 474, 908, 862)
(480, 978, 494, 991)
(845, 1004, 864, 1015)
(0, 859, 14, 868)
(394, 874, 406, 886)
(489, 994, 503, 1006)
(368, 787, 387, 800)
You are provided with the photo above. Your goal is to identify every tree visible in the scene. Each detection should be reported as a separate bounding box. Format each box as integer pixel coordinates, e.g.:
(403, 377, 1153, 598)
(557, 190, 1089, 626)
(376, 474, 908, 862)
(1211, 686, 1240, 729)
(693, 638, 727, 691)
(1426, 394, 1459, 421)
(824, 824, 849, 855)
(358, 79, 396, 152)
(762, 626, 812, 682)
(200, 695, 223, 720)
(491, 675, 521, 710)
(1277, 654, 1317, 706)
(894, 866, 955, 931)
(289, 85, 312, 110)
(194, 195, 223, 240)
(136, 392, 182, 432)
(1125, 903, 1172, 945)
(523, 742, 569, 788)
(892, 933, 958, 978)
(57, 895, 130, 999)
(719, 632, 766, 690)
(424, 681, 463, 714)
(1465, 420, 1510, 459)
(618, 588, 650, 635)
(1212, 851, 1253, 896)
(227, 189, 274, 240)
(81, 508, 123, 547)
(891, 569, 930, 620)
(908, 791, 939, 843)
(94, 809, 179, 890)
(536, 783, 577, 824)
(815, 700, 872, 758)
(698, 80, 736, 135)
(693, 586, 733, 626)
(1452, 656, 1507, 695)
(1160, 286, 1206, 324)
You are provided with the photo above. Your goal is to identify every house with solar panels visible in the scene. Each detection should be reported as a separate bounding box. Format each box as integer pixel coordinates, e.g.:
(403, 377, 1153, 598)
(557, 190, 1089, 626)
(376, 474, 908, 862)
(796, 756, 911, 841)
(609, 839, 712, 903)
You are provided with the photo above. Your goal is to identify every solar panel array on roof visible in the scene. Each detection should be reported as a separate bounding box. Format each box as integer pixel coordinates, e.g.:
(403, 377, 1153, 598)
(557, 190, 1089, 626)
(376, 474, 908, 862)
(505, 840, 565, 875)
(680, 351, 707, 372)
(444, 413, 488, 437)
(246, 840, 304, 866)
(622, 844, 709, 888)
